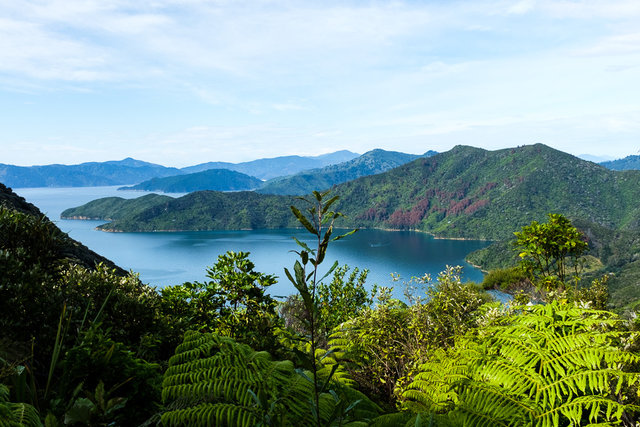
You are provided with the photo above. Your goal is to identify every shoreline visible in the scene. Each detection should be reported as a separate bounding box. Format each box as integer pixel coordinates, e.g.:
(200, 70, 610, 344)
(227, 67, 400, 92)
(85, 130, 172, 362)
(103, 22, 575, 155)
(68, 218, 494, 243)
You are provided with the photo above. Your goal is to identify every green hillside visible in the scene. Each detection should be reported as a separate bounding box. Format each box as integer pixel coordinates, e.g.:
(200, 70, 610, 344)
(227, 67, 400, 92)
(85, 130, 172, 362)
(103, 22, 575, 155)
(1, 183, 127, 274)
(62, 193, 174, 221)
(62, 144, 640, 239)
(119, 168, 263, 193)
(64, 191, 298, 232)
(332, 144, 640, 240)
(257, 149, 428, 195)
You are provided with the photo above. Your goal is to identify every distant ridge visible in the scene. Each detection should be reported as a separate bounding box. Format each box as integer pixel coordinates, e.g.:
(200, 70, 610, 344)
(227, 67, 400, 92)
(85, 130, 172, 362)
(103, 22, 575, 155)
(0, 150, 360, 188)
(258, 149, 435, 195)
(0, 158, 181, 188)
(182, 150, 359, 180)
(119, 169, 263, 193)
(600, 154, 640, 171)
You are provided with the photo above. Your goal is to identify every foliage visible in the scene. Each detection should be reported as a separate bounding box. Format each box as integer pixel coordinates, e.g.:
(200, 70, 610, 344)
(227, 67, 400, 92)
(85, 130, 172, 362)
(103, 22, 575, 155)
(514, 213, 588, 289)
(160, 251, 281, 353)
(0, 206, 168, 372)
(0, 384, 41, 427)
(160, 331, 380, 426)
(481, 267, 530, 291)
(62, 381, 127, 426)
(283, 189, 358, 425)
(279, 265, 372, 346)
(573, 275, 611, 310)
(402, 301, 640, 426)
(0, 209, 68, 356)
(54, 326, 162, 425)
(330, 267, 489, 406)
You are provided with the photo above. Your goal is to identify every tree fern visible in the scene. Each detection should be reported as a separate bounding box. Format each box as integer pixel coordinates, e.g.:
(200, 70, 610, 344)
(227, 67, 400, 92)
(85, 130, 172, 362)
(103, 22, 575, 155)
(402, 302, 640, 426)
(161, 331, 380, 426)
(0, 384, 41, 427)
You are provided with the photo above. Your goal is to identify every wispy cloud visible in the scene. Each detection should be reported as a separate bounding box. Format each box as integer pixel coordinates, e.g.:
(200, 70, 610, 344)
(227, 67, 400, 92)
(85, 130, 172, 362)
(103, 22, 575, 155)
(1, 0, 639, 164)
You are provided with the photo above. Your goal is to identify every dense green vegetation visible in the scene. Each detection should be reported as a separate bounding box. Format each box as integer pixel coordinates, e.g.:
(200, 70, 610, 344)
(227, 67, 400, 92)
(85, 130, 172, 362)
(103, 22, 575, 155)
(257, 149, 429, 196)
(4, 146, 640, 426)
(72, 191, 300, 232)
(119, 169, 263, 193)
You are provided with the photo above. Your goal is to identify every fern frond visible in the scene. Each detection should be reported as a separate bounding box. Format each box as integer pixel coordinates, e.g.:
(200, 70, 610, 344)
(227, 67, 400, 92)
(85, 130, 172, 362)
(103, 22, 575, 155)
(403, 303, 640, 426)
(162, 331, 380, 426)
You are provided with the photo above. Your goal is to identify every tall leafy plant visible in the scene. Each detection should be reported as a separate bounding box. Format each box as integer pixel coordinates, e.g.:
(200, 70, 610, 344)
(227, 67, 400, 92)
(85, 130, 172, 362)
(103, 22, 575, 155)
(284, 190, 356, 426)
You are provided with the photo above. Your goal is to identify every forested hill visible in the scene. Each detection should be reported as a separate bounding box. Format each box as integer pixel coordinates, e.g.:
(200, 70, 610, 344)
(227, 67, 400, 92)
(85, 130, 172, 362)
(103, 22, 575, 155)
(63, 191, 298, 232)
(0, 183, 126, 274)
(119, 168, 263, 192)
(333, 143, 640, 239)
(62, 144, 640, 239)
(257, 149, 432, 195)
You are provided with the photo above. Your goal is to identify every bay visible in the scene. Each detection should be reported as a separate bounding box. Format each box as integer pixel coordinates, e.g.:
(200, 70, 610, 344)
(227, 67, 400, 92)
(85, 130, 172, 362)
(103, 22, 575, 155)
(15, 186, 492, 299)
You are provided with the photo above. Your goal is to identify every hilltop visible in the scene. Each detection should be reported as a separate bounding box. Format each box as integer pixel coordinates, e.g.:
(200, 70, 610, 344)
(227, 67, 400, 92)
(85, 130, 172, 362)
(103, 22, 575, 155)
(119, 168, 263, 193)
(257, 149, 433, 195)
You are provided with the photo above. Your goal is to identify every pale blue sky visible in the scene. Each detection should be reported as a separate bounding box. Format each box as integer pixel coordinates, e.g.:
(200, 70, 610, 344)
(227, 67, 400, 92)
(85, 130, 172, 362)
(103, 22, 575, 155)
(1, 0, 639, 167)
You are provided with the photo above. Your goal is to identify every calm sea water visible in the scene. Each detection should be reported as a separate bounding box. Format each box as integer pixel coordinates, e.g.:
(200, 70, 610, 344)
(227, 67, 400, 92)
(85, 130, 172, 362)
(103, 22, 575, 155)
(15, 186, 492, 299)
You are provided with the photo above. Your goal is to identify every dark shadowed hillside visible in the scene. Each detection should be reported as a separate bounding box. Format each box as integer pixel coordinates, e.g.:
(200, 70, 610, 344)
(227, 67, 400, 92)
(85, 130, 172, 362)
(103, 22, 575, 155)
(0, 183, 126, 274)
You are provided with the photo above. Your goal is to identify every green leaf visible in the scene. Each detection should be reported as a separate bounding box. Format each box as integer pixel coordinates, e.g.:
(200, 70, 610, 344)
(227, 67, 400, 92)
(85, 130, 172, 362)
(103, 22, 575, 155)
(293, 237, 314, 254)
(290, 206, 317, 236)
(332, 228, 358, 242)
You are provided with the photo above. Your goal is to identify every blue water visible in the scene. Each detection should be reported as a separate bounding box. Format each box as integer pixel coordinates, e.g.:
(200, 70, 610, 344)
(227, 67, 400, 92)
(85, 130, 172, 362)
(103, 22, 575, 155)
(16, 187, 492, 299)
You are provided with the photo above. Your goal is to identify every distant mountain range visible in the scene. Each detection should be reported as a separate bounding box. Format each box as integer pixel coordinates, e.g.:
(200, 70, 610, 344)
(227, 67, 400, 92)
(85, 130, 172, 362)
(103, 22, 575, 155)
(600, 154, 640, 171)
(0, 150, 359, 188)
(118, 149, 421, 194)
(181, 150, 359, 180)
(257, 149, 436, 195)
(0, 158, 181, 188)
(119, 169, 263, 193)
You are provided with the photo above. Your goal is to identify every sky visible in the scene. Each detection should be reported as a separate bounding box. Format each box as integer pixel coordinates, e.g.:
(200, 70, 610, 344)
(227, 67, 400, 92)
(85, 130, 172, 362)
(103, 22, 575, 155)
(1, 0, 639, 167)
